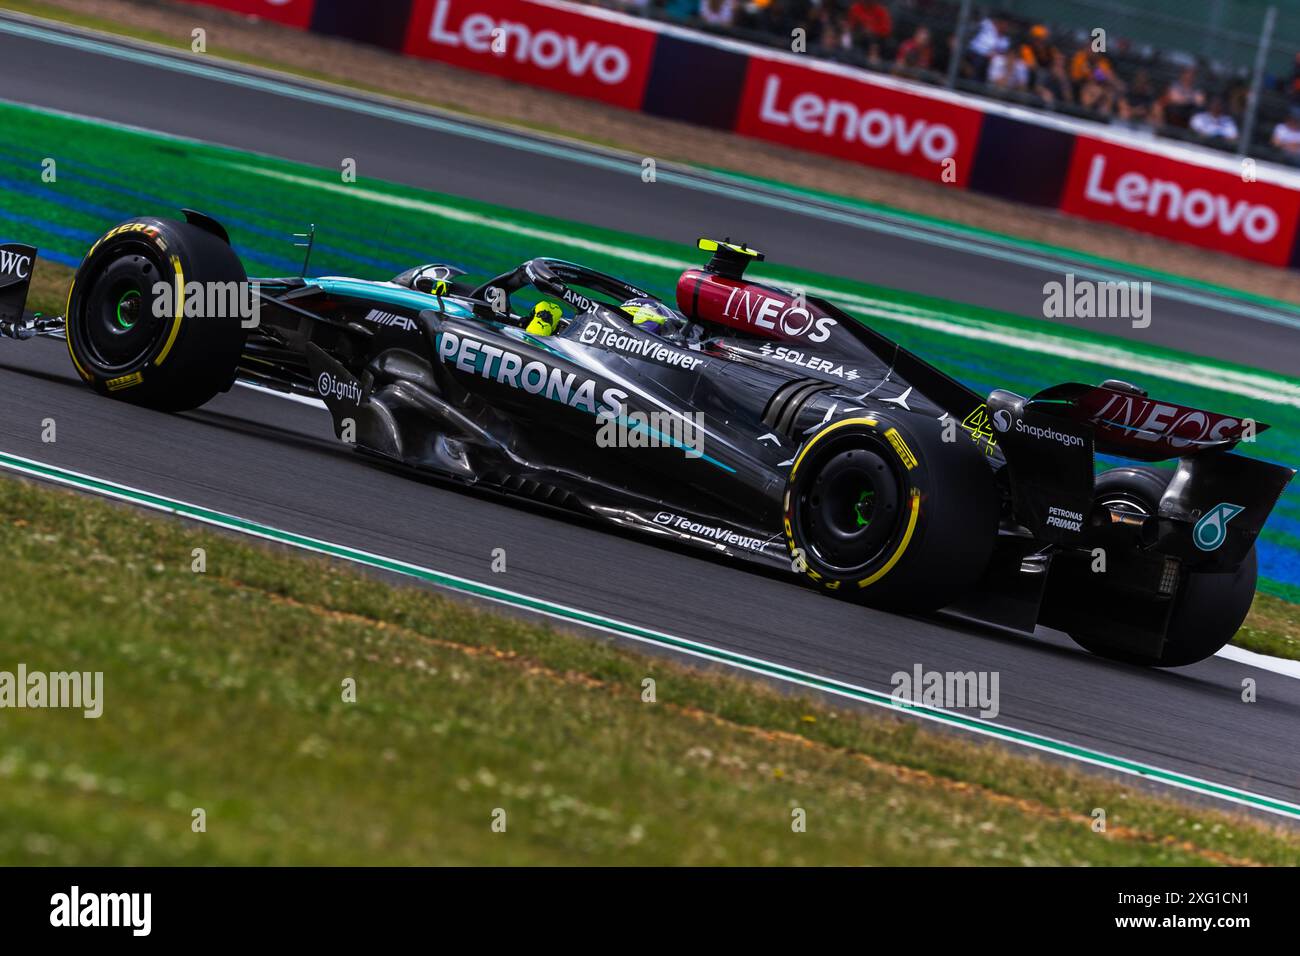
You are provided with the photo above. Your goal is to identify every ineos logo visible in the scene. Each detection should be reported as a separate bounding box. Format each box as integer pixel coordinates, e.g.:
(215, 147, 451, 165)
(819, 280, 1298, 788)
(778, 306, 815, 337)
(1093, 393, 1242, 448)
(720, 287, 837, 343)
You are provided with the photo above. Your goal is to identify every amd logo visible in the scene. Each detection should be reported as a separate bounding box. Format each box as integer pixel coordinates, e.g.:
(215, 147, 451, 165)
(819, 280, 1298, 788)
(562, 287, 592, 311)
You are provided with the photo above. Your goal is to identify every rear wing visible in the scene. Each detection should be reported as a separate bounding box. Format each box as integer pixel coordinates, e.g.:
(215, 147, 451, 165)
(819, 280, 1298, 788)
(0, 241, 36, 332)
(988, 382, 1293, 567)
(1026, 381, 1265, 461)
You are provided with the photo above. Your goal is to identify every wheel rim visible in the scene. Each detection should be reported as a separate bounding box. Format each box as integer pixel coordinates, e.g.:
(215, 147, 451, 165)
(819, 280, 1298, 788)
(853, 488, 875, 528)
(795, 442, 906, 576)
(114, 289, 141, 330)
(75, 251, 167, 372)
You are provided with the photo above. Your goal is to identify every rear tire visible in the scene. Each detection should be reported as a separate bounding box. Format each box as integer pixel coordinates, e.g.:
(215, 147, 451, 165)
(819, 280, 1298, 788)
(1068, 466, 1256, 667)
(783, 413, 998, 611)
(65, 217, 248, 411)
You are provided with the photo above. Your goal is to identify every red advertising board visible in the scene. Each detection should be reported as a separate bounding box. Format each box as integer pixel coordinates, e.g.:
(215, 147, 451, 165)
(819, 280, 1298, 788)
(1061, 137, 1300, 266)
(403, 0, 657, 110)
(178, 0, 315, 29)
(734, 57, 984, 184)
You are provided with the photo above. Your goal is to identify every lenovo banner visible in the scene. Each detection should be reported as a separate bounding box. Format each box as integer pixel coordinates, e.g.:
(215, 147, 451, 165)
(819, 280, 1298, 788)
(179, 0, 316, 29)
(403, 0, 657, 109)
(734, 57, 984, 184)
(1061, 138, 1300, 266)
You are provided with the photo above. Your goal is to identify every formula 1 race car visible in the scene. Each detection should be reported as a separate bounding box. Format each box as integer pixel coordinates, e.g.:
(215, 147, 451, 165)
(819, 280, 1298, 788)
(1, 212, 1294, 666)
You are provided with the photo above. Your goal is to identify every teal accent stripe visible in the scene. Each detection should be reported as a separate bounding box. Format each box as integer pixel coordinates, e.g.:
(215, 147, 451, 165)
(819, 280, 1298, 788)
(613, 412, 735, 473)
(1, 448, 1296, 821)
(310, 277, 472, 317)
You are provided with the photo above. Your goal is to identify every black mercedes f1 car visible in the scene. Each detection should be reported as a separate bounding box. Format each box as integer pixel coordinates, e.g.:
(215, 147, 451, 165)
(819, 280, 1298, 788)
(1, 212, 1293, 666)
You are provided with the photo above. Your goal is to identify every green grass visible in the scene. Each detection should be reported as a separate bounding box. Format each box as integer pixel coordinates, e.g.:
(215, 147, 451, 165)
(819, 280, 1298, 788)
(1236, 593, 1300, 660)
(25, 256, 70, 318)
(2, 473, 1298, 865)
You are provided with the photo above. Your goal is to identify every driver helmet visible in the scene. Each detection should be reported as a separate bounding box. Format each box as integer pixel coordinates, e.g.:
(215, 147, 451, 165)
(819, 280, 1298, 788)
(525, 300, 563, 336)
(619, 297, 681, 336)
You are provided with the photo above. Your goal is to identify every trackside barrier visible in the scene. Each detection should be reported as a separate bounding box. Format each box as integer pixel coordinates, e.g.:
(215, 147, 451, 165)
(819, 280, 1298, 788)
(182, 0, 1300, 268)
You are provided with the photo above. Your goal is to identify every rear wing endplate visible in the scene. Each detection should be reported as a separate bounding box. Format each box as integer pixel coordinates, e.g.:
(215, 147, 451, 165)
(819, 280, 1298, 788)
(0, 241, 37, 331)
(0, 243, 63, 340)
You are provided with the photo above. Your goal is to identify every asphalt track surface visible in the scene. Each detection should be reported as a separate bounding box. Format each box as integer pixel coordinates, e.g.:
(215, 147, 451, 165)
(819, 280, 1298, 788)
(2, 16, 1299, 811)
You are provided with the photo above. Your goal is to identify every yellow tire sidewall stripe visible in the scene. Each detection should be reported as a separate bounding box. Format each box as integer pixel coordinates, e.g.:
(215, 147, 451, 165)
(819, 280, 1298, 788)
(788, 416, 878, 483)
(63, 274, 91, 382)
(153, 256, 184, 367)
(784, 415, 923, 591)
(855, 488, 920, 589)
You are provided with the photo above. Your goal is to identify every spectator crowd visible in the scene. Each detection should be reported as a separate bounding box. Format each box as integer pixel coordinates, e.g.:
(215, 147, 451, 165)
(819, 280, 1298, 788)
(592, 0, 1300, 164)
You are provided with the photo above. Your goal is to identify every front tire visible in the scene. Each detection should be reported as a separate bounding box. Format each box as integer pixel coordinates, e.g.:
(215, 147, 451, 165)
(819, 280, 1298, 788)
(65, 217, 248, 411)
(783, 413, 998, 611)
